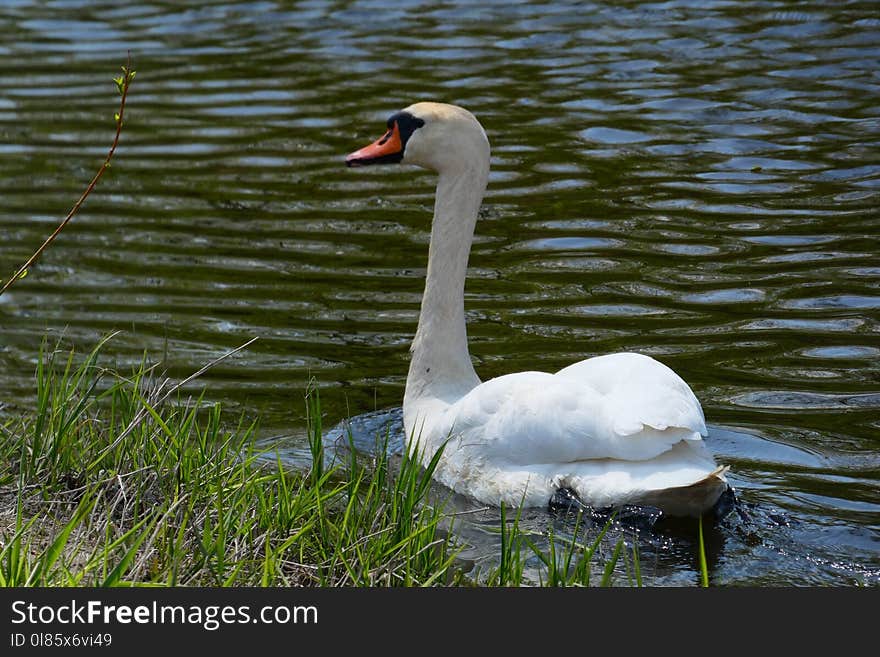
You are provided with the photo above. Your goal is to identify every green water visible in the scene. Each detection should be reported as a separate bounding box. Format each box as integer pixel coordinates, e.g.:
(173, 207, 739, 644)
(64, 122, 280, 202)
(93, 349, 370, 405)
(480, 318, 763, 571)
(0, 0, 877, 585)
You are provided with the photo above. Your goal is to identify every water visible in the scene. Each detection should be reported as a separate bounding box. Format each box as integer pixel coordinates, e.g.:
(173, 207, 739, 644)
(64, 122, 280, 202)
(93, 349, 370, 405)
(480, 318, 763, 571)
(1, 0, 878, 585)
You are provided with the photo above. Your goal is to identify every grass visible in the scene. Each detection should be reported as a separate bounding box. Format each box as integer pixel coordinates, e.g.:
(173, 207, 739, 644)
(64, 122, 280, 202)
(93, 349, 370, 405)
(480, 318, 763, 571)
(0, 336, 650, 587)
(483, 501, 642, 587)
(698, 515, 709, 587)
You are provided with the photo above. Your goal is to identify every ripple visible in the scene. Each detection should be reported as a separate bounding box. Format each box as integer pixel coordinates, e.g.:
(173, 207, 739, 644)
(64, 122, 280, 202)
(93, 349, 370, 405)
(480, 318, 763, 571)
(804, 165, 880, 183)
(654, 243, 721, 256)
(565, 303, 669, 317)
(682, 288, 767, 304)
(514, 257, 621, 273)
(516, 237, 623, 251)
(800, 346, 880, 360)
(742, 235, 841, 246)
(760, 251, 869, 264)
(709, 426, 825, 469)
(742, 318, 865, 332)
(782, 295, 880, 310)
(579, 127, 653, 144)
(731, 391, 880, 410)
(718, 156, 821, 171)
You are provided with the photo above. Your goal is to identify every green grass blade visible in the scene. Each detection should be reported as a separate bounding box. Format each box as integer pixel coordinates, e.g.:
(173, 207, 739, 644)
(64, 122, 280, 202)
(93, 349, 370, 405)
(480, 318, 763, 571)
(698, 515, 709, 587)
(32, 493, 98, 584)
(600, 537, 624, 586)
(100, 517, 153, 587)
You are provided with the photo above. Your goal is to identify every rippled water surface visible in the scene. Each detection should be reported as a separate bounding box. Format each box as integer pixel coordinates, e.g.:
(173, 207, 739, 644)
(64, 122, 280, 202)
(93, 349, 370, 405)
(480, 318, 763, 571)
(1, 1, 878, 585)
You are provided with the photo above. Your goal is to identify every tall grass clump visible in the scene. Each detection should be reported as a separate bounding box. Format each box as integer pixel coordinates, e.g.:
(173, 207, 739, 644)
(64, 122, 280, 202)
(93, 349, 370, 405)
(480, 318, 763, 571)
(0, 337, 457, 586)
(482, 502, 642, 587)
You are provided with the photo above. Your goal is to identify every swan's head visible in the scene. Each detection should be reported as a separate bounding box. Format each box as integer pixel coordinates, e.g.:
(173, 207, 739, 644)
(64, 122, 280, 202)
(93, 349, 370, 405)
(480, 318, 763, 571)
(346, 102, 490, 174)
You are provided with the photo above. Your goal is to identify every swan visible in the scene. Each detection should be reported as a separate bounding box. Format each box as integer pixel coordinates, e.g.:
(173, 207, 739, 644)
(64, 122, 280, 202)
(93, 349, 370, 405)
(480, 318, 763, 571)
(345, 102, 728, 517)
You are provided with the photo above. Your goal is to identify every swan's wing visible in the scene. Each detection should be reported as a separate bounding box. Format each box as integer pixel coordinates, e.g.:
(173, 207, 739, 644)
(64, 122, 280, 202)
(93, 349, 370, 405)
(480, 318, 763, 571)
(556, 352, 706, 437)
(445, 353, 707, 465)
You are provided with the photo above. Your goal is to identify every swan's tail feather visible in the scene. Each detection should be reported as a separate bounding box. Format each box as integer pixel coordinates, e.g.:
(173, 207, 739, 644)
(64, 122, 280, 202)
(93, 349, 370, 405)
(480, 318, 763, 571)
(635, 464, 730, 517)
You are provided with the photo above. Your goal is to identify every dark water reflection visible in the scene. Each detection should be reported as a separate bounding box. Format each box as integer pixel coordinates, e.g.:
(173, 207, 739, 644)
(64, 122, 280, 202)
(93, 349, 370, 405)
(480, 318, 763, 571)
(1, 1, 878, 585)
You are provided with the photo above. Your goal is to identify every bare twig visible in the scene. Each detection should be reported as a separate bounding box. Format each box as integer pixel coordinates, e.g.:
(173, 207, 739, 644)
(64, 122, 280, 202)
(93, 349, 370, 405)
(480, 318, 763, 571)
(154, 336, 261, 408)
(0, 53, 136, 297)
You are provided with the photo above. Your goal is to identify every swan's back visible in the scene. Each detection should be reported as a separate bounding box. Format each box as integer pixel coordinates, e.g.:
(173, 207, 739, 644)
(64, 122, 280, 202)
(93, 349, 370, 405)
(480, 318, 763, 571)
(409, 352, 727, 516)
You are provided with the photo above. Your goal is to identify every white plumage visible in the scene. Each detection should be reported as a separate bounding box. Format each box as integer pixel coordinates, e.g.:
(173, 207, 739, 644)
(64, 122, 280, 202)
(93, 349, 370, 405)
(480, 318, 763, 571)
(347, 102, 728, 517)
(408, 353, 726, 515)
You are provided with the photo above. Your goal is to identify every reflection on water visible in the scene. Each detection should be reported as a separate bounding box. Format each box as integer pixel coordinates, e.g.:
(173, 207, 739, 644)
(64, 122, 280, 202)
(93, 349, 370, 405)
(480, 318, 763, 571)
(1, 1, 878, 585)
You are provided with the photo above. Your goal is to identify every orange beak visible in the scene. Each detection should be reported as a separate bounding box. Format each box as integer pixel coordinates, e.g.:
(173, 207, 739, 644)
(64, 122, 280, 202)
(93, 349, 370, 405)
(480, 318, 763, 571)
(346, 122, 404, 167)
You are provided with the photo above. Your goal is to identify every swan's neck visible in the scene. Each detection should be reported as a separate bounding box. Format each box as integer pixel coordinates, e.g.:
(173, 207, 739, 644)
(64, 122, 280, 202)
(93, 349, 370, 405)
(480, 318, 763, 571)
(404, 163, 488, 418)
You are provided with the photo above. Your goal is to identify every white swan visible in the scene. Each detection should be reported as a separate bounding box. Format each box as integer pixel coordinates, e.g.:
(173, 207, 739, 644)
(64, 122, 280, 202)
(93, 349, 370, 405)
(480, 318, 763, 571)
(346, 102, 728, 517)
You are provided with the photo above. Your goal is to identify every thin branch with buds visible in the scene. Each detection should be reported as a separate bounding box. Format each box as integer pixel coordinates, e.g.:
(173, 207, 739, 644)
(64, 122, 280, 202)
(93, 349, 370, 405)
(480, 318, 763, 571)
(0, 53, 136, 297)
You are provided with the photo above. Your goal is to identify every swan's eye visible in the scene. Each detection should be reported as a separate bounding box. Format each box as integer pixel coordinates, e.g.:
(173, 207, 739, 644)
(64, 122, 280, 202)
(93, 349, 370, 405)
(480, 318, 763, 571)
(389, 112, 426, 144)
